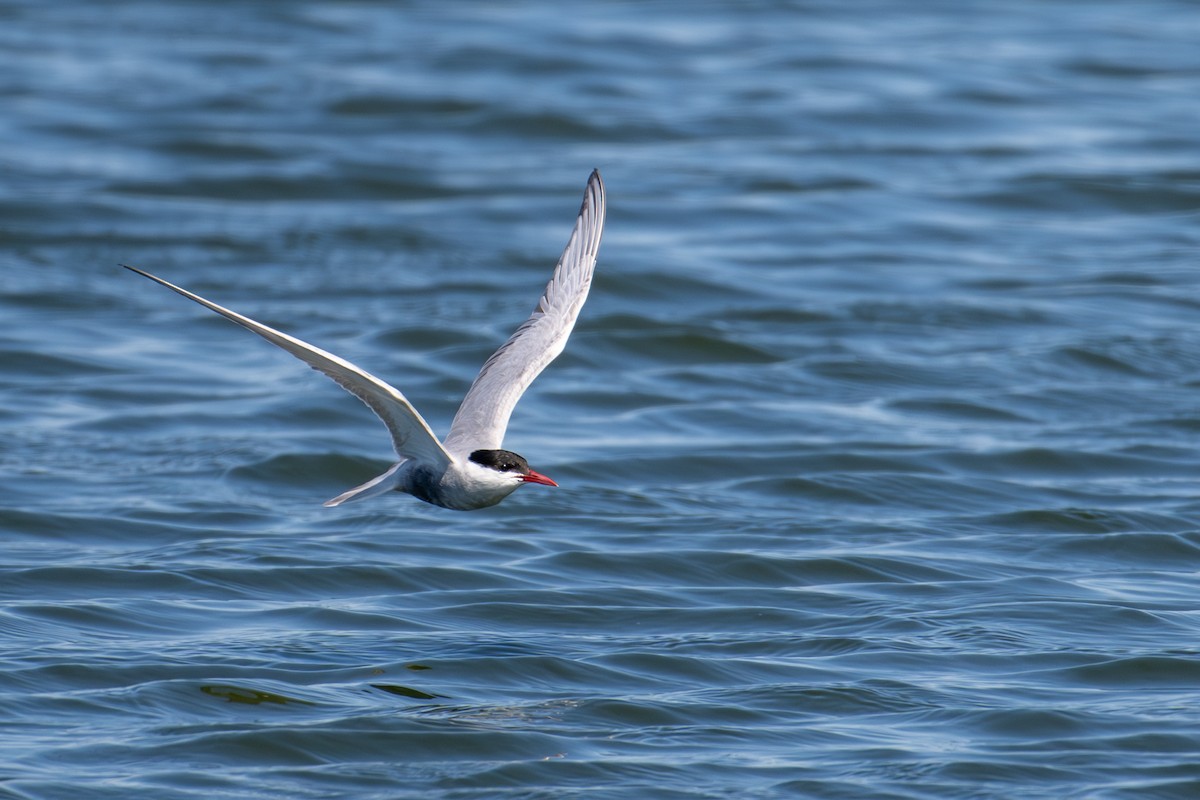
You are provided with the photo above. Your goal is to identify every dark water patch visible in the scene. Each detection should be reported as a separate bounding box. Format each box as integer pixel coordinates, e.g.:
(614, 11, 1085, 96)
(604, 328, 782, 366)
(368, 324, 485, 353)
(597, 268, 766, 307)
(202, 684, 318, 706)
(544, 386, 679, 416)
(442, 760, 750, 799)
(370, 683, 445, 700)
(935, 448, 1197, 483)
(2, 287, 113, 311)
(1035, 531, 1200, 569)
(0, 349, 122, 380)
(326, 94, 486, 118)
(225, 452, 383, 495)
(807, 355, 995, 392)
(887, 397, 1031, 423)
(720, 305, 839, 326)
(2, 566, 203, 601)
(110, 171, 458, 202)
(438, 601, 812, 642)
(187, 562, 523, 599)
(567, 697, 713, 730)
(970, 708, 1091, 739)
(147, 135, 283, 161)
(1085, 271, 1168, 287)
(929, 601, 1187, 654)
(1048, 335, 1200, 381)
(653, 632, 879, 661)
(107, 721, 574, 771)
(1051, 344, 1156, 377)
(728, 475, 891, 508)
(593, 650, 831, 692)
(955, 506, 1194, 536)
(1058, 656, 1200, 689)
(958, 277, 1039, 292)
(0, 508, 236, 547)
(1105, 780, 1200, 800)
(397, 652, 672, 697)
(927, 622, 1040, 654)
(740, 472, 1030, 515)
(465, 109, 664, 141)
(8, 600, 189, 638)
(846, 298, 1053, 331)
(742, 174, 879, 195)
(517, 549, 970, 590)
(1064, 57, 1200, 79)
(970, 172, 1200, 215)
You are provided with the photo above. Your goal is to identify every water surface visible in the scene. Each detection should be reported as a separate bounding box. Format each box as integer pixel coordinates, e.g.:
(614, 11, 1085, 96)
(3, 2, 1200, 798)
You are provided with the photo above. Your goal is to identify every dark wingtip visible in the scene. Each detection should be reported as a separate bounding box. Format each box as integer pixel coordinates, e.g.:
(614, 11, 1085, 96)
(122, 264, 170, 286)
(579, 169, 604, 216)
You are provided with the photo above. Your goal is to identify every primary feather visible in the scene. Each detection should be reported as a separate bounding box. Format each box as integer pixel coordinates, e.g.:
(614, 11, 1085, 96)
(443, 168, 605, 453)
(120, 265, 453, 470)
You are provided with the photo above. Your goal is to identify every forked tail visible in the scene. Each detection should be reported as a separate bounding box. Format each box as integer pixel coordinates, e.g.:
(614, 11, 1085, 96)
(324, 462, 405, 507)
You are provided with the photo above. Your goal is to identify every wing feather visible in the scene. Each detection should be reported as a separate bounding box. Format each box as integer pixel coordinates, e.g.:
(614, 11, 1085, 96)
(123, 265, 452, 469)
(443, 169, 605, 454)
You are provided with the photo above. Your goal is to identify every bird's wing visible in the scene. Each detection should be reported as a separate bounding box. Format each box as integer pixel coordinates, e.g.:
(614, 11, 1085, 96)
(123, 265, 453, 469)
(442, 169, 605, 455)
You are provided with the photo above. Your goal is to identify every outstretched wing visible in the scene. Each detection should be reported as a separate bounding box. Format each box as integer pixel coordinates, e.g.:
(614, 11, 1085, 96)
(442, 169, 605, 454)
(123, 265, 453, 470)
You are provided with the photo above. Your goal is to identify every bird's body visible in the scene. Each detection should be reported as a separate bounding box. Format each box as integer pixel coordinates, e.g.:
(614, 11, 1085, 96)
(125, 169, 605, 510)
(329, 449, 548, 511)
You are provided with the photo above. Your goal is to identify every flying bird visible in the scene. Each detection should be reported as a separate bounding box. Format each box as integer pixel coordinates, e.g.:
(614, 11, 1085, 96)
(125, 169, 605, 510)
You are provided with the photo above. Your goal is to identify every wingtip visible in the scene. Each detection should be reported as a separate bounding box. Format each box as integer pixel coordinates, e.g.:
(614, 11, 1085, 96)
(121, 263, 151, 279)
(581, 169, 605, 214)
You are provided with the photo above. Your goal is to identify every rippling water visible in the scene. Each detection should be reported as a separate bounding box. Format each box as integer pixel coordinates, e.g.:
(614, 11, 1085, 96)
(4, 1, 1200, 798)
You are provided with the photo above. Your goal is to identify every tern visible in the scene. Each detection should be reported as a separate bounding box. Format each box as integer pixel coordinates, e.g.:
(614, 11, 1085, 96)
(124, 169, 605, 510)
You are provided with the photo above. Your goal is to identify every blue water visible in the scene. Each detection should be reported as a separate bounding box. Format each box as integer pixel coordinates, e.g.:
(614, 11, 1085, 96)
(4, 1, 1200, 797)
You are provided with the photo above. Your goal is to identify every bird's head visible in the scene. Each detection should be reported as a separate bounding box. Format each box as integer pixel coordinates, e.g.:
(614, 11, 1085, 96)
(468, 449, 558, 488)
